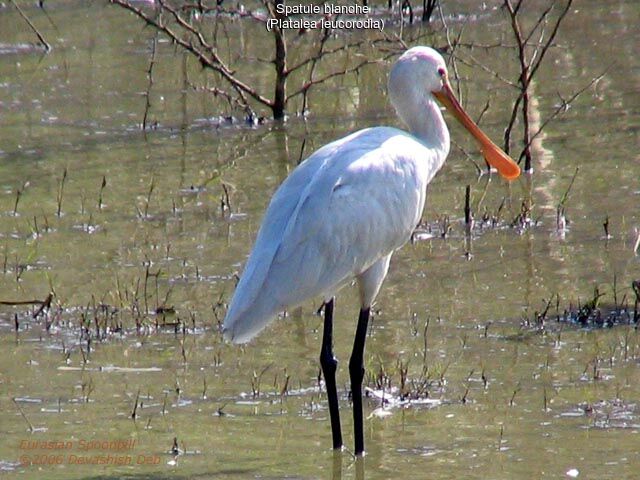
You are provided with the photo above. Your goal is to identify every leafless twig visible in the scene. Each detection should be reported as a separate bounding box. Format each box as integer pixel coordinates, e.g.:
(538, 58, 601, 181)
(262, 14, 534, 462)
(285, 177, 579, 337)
(503, 0, 573, 171)
(9, 0, 51, 52)
(110, 0, 403, 119)
(142, 33, 158, 130)
(519, 68, 608, 163)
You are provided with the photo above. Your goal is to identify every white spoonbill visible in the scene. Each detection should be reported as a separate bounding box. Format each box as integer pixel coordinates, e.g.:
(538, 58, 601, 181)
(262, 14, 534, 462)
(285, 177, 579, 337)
(223, 46, 520, 455)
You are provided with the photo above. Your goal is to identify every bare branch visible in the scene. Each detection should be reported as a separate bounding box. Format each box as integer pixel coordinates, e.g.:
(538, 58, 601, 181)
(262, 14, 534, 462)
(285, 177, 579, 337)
(142, 33, 158, 130)
(287, 57, 383, 103)
(503, 0, 574, 170)
(110, 0, 406, 119)
(522, 2, 554, 46)
(109, 0, 274, 110)
(9, 0, 51, 51)
(298, 27, 332, 115)
(518, 67, 608, 163)
(453, 54, 518, 89)
(531, 2, 573, 82)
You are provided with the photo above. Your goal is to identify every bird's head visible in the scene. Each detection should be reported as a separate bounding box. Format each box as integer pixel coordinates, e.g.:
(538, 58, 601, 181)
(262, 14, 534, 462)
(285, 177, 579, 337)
(389, 46, 521, 180)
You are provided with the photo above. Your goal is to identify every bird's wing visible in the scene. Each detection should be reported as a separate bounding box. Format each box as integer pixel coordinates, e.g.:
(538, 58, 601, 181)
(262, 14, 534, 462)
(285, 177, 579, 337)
(224, 128, 431, 343)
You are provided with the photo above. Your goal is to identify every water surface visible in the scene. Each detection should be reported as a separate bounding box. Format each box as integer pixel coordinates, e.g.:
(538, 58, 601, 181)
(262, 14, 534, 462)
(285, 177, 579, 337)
(0, 1, 639, 479)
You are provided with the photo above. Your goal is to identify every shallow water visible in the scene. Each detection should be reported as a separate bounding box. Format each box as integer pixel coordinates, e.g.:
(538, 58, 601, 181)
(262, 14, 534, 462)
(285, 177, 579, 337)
(0, 1, 639, 479)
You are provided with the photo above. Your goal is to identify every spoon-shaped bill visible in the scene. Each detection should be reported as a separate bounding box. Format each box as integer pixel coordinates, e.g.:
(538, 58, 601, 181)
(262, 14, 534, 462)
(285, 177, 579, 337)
(434, 82, 521, 180)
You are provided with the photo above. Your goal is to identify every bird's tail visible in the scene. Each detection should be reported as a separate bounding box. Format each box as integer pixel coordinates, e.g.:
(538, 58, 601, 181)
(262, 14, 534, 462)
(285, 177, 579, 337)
(223, 293, 279, 344)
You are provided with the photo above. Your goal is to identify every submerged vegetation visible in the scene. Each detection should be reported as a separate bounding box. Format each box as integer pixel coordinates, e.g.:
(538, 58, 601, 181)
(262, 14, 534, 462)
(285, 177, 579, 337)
(1, 0, 639, 476)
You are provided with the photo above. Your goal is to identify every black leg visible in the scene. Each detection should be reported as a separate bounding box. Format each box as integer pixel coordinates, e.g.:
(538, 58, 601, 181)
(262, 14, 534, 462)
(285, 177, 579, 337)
(320, 298, 342, 450)
(349, 307, 370, 456)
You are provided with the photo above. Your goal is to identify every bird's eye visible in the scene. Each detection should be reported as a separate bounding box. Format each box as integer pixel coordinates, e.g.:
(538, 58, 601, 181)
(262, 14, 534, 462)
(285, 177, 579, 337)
(437, 67, 446, 78)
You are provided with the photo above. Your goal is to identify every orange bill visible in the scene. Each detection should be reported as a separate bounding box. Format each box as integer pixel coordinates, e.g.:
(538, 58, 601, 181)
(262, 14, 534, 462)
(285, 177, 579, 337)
(434, 82, 521, 180)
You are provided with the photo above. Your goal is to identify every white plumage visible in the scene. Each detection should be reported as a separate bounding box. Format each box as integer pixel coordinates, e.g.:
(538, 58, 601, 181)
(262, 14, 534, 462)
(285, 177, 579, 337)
(224, 127, 443, 343)
(222, 46, 519, 454)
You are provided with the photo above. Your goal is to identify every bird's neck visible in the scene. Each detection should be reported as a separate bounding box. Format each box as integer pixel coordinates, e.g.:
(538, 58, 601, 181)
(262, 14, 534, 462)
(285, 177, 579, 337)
(398, 93, 451, 169)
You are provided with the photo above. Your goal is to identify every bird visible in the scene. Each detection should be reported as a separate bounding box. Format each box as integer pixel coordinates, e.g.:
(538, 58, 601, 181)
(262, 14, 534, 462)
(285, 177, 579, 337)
(222, 46, 520, 456)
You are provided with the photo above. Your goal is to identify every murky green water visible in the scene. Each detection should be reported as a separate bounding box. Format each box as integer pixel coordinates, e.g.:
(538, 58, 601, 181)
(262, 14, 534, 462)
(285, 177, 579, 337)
(1, 1, 639, 479)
